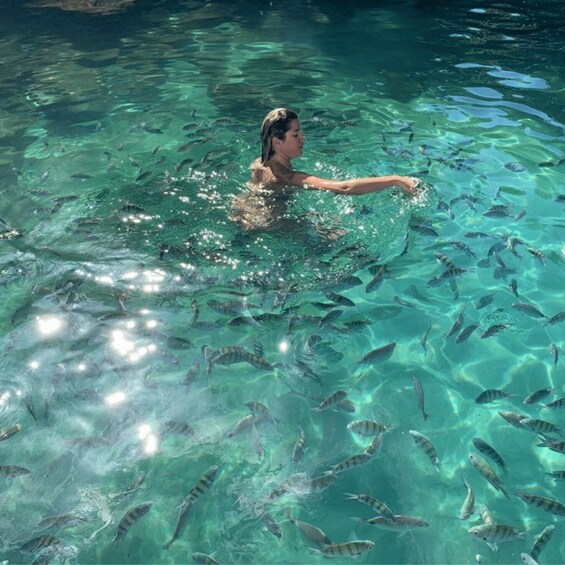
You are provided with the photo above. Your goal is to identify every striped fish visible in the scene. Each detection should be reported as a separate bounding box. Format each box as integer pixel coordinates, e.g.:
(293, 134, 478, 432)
(20, 535, 64, 554)
(364, 434, 384, 458)
(409, 430, 440, 473)
(330, 453, 371, 474)
(475, 389, 513, 404)
(521, 553, 539, 565)
(515, 491, 565, 516)
(524, 387, 554, 405)
(472, 438, 507, 474)
(480, 324, 511, 338)
(356, 341, 396, 364)
(346, 492, 396, 522)
(113, 502, 152, 550)
(312, 390, 347, 413)
(519, 418, 562, 437)
(245, 401, 278, 424)
(310, 540, 375, 558)
(478, 504, 494, 525)
(529, 524, 555, 561)
(347, 419, 389, 437)
(468, 524, 525, 543)
(308, 473, 336, 493)
(292, 426, 306, 463)
(163, 465, 218, 549)
(445, 306, 465, 339)
(468, 453, 509, 498)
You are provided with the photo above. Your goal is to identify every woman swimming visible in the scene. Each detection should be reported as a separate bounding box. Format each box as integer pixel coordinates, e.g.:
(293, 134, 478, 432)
(231, 108, 420, 231)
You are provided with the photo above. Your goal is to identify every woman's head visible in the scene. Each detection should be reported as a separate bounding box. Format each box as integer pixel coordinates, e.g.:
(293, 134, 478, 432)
(260, 108, 301, 165)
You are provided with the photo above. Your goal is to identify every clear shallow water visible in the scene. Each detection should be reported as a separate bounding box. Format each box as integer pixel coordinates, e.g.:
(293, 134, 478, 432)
(0, 0, 564, 564)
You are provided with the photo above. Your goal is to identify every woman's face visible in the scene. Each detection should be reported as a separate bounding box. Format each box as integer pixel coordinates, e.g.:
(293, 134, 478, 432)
(274, 119, 304, 160)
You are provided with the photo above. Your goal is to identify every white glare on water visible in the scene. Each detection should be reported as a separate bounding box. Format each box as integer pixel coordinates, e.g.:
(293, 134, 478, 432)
(105, 391, 126, 406)
(138, 424, 159, 455)
(278, 340, 289, 353)
(36, 316, 64, 336)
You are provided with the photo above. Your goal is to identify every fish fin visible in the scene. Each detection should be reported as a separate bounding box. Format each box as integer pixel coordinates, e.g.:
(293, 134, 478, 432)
(308, 547, 322, 555)
(486, 541, 498, 553)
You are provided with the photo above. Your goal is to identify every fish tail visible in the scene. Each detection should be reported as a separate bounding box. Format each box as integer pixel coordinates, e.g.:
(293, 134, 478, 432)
(162, 540, 172, 550)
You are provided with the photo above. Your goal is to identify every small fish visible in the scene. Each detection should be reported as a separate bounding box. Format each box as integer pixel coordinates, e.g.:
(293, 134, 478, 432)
(330, 452, 372, 474)
(446, 307, 466, 339)
(347, 419, 389, 437)
(292, 427, 306, 463)
(456, 324, 479, 344)
(113, 502, 152, 550)
(468, 524, 525, 543)
(346, 492, 396, 522)
(515, 490, 565, 516)
(20, 535, 64, 554)
(163, 465, 218, 549)
(245, 401, 278, 424)
(312, 390, 348, 413)
(310, 540, 375, 558)
(366, 515, 429, 530)
(527, 248, 546, 265)
(70, 173, 92, 179)
(225, 414, 256, 438)
(512, 302, 546, 318)
(509, 279, 519, 298)
(35, 513, 90, 530)
(356, 341, 396, 364)
(420, 322, 432, 354)
(472, 437, 507, 474)
(0, 423, 21, 442)
(468, 453, 509, 498)
(504, 161, 527, 172)
(191, 552, 219, 565)
(365, 265, 387, 292)
(480, 324, 511, 339)
(520, 418, 562, 437)
(288, 516, 332, 548)
(135, 170, 152, 182)
(409, 430, 440, 473)
(0, 465, 31, 477)
(325, 291, 355, 307)
(550, 344, 558, 369)
(412, 377, 429, 421)
(524, 387, 554, 405)
(475, 389, 513, 404)
(498, 410, 528, 429)
(529, 524, 555, 561)
(459, 478, 475, 520)
(308, 473, 336, 493)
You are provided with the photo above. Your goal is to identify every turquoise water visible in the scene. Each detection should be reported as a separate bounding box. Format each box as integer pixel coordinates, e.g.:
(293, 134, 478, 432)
(0, 1, 564, 563)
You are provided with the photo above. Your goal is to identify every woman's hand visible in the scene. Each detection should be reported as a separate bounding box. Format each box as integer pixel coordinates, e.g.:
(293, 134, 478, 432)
(394, 176, 421, 195)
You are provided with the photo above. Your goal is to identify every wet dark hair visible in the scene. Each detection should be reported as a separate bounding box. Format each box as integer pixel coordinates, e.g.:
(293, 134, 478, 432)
(260, 108, 299, 165)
